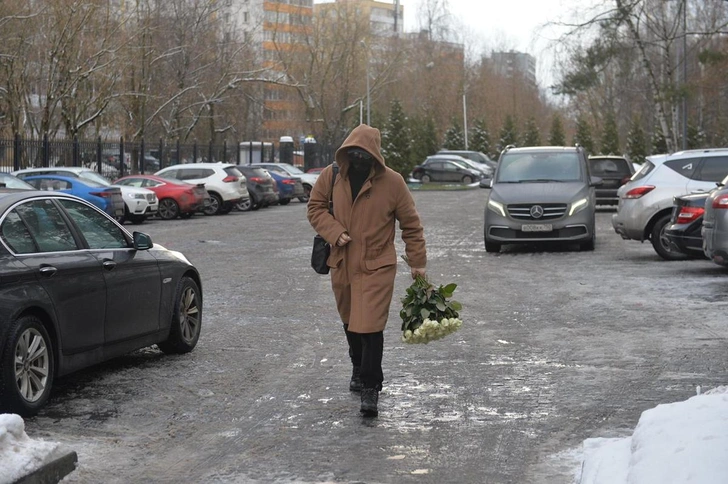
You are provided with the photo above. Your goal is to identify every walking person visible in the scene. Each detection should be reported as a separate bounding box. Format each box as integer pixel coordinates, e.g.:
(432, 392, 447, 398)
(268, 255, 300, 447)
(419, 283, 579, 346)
(307, 124, 427, 417)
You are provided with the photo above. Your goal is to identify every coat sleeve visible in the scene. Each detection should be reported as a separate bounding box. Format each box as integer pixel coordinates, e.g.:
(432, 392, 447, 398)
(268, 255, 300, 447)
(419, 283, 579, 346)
(307, 165, 347, 245)
(393, 175, 427, 268)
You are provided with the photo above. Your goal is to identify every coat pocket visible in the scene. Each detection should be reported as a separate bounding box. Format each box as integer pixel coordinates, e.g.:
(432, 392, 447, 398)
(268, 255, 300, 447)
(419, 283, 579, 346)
(328, 246, 344, 268)
(364, 250, 397, 271)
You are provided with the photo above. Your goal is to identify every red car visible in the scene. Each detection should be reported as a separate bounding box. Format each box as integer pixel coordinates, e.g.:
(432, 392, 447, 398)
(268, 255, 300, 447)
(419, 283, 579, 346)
(114, 174, 209, 220)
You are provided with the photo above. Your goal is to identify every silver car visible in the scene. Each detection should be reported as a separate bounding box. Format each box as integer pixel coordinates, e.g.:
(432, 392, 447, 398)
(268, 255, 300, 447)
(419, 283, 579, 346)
(612, 149, 728, 260)
(484, 146, 599, 253)
(702, 174, 728, 266)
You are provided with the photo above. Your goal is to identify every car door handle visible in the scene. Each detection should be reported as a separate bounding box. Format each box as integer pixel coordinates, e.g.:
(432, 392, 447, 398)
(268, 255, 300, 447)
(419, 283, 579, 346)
(102, 260, 117, 271)
(39, 266, 57, 277)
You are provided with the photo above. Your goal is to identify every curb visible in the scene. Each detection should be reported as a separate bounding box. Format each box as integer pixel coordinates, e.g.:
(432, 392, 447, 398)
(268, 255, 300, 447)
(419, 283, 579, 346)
(14, 450, 78, 484)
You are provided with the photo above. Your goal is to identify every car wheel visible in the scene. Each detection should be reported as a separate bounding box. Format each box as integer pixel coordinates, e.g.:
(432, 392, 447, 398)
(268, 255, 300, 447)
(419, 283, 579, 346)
(462, 175, 473, 184)
(236, 196, 254, 212)
(279, 198, 291, 205)
(158, 198, 180, 220)
(421, 174, 431, 183)
(0, 315, 55, 416)
(651, 214, 687, 261)
(485, 241, 501, 253)
(157, 277, 202, 354)
(204, 194, 221, 215)
(299, 185, 311, 203)
(218, 204, 233, 215)
(580, 233, 596, 251)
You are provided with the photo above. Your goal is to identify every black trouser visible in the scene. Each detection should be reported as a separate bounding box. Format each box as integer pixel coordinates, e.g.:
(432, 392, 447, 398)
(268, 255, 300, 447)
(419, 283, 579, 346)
(343, 325, 383, 391)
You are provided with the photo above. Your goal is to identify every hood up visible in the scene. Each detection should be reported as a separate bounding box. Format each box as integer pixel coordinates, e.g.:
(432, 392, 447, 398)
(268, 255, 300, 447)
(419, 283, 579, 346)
(335, 124, 386, 177)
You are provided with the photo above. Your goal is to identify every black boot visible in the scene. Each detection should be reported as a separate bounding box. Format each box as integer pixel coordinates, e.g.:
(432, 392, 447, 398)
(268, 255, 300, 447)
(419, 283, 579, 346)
(360, 388, 378, 416)
(349, 366, 362, 393)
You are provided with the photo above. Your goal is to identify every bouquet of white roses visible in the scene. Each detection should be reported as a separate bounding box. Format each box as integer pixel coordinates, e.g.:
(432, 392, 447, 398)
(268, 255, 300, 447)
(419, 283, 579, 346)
(399, 268, 462, 344)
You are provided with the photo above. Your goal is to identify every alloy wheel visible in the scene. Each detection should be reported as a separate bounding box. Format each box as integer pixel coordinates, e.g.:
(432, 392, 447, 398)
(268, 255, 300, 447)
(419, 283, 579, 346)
(179, 286, 200, 345)
(15, 328, 50, 403)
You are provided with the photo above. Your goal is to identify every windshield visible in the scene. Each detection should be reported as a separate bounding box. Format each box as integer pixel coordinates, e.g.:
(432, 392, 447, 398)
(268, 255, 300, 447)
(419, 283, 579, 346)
(496, 152, 581, 183)
(79, 171, 111, 186)
(279, 163, 304, 175)
(0, 174, 34, 189)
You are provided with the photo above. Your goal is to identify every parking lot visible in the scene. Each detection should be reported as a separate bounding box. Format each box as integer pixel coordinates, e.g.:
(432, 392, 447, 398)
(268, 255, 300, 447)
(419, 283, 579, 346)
(26, 189, 728, 483)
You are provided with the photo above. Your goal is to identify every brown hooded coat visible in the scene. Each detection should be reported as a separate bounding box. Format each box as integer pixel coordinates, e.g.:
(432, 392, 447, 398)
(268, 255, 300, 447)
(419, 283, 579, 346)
(307, 124, 427, 334)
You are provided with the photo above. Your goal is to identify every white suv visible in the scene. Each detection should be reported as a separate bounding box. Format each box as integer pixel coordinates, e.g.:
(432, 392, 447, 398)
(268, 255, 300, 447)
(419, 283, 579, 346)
(12, 166, 158, 224)
(612, 149, 728, 259)
(155, 163, 249, 215)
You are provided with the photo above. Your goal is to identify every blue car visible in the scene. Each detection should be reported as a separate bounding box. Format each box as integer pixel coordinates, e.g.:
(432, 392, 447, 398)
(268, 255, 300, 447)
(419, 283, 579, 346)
(23, 175, 125, 218)
(264, 170, 304, 206)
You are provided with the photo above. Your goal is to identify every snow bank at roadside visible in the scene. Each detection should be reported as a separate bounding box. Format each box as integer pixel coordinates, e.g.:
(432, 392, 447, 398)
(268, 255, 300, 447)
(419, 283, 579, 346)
(0, 413, 65, 484)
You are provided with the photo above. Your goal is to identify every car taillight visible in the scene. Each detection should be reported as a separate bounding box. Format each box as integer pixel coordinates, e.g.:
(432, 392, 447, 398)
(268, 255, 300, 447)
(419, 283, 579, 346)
(250, 177, 265, 183)
(90, 191, 113, 198)
(712, 194, 728, 209)
(676, 206, 704, 223)
(222, 175, 239, 183)
(624, 186, 655, 199)
(281, 179, 295, 185)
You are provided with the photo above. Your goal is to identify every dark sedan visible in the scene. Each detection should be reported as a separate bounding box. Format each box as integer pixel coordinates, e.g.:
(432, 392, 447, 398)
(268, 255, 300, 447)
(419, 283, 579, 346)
(664, 192, 709, 258)
(411, 155, 483, 184)
(236, 165, 278, 211)
(0, 191, 203, 416)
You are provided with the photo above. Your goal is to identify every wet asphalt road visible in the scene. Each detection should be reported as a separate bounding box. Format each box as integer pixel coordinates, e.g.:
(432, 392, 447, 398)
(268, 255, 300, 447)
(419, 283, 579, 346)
(25, 189, 728, 484)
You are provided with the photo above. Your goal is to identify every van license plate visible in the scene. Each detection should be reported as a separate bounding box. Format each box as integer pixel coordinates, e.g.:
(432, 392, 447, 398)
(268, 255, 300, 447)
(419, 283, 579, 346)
(522, 224, 552, 232)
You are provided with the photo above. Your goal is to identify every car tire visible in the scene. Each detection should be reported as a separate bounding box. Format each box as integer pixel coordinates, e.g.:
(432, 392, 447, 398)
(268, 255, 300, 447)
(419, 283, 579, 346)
(158, 198, 180, 220)
(0, 315, 55, 417)
(485, 241, 501, 253)
(236, 196, 254, 212)
(299, 184, 311, 203)
(462, 175, 473, 184)
(128, 214, 146, 225)
(651, 214, 688, 261)
(421, 174, 431, 183)
(580, 233, 596, 251)
(279, 198, 291, 205)
(204, 194, 222, 215)
(157, 277, 202, 354)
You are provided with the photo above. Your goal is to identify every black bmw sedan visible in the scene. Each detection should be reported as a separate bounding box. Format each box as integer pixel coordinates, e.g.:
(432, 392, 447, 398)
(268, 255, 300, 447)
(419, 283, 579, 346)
(0, 190, 202, 416)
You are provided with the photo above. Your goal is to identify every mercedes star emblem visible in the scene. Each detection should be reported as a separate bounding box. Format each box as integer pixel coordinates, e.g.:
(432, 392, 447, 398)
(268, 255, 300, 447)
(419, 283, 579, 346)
(530, 205, 544, 219)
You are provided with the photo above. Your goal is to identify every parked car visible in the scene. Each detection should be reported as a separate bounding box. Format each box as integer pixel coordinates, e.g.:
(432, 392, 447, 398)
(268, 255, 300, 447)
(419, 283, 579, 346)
(114, 174, 209, 220)
(664, 192, 709, 258)
(307, 167, 325, 174)
(23, 175, 126, 219)
(255, 162, 318, 202)
(154, 163, 249, 215)
(484, 146, 599, 253)
(0, 190, 202, 416)
(702, 174, 728, 266)
(411, 155, 484, 184)
(236, 165, 278, 211)
(437, 150, 497, 174)
(0, 173, 34, 190)
(588, 155, 635, 207)
(265, 169, 304, 205)
(12, 167, 158, 224)
(612, 148, 728, 260)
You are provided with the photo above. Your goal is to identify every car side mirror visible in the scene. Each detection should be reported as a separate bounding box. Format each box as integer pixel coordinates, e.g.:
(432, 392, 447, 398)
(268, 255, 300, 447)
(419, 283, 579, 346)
(590, 176, 603, 187)
(133, 232, 154, 250)
(479, 179, 492, 189)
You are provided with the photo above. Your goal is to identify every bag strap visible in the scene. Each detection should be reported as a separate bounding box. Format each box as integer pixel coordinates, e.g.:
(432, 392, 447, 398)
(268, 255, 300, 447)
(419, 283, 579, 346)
(328, 163, 338, 214)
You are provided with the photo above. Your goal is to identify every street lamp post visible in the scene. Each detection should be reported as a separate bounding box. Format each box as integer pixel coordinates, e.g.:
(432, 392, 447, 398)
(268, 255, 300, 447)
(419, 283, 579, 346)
(361, 40, 370, 125)
(682, 0, 687, 150)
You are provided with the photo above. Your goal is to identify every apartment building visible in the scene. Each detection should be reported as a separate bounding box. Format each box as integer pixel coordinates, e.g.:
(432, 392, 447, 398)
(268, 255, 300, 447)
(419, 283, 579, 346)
(491, 51, 537, 86)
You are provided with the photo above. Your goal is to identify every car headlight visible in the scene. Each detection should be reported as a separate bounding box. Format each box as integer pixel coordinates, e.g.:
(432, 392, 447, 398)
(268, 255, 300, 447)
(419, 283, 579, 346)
(131, 193, 146, 200)
(487, 199, 506, 217)
(569, 198, 588, 216)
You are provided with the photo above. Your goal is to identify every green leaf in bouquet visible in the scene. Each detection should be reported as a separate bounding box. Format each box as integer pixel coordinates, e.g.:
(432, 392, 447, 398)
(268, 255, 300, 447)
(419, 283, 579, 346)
(450, 300, 462, 311)
(443, 283, 457, 294)
(436, 301, 446, 311)
(420, 308, 430, 319)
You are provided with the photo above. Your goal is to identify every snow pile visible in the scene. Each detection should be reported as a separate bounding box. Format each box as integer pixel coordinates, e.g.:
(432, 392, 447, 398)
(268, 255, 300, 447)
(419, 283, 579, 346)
(580, 386, 728, 484)
(0, 413, 64, 484)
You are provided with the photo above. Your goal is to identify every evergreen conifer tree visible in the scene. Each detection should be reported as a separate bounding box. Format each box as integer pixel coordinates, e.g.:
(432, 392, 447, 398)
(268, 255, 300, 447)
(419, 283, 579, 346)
(651, 127, 668, 154)
(498, 115, 519, 151)
(442, 119, 465, 150)
(380, 99, 411, 176)
(548, 114, 566, 146)
(626, 116, 648, 165)
(522, 116, 541, 146)
(410, 115, 439, 169)
(573, 115, 594, 155)
(600, 112, 620, 155)
(469, 118, 491, 157)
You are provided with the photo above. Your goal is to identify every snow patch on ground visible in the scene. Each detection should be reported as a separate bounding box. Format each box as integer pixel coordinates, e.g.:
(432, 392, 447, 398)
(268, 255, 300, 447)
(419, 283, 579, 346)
(0, 414, 65, 484)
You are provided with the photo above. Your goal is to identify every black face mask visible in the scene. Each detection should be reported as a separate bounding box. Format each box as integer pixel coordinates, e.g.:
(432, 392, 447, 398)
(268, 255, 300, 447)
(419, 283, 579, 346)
(350, 160, 373, 173)
(347, 148, 374, 173)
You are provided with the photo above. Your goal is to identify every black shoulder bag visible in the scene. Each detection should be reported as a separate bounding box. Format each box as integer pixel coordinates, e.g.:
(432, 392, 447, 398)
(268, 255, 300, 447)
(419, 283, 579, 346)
(311, 164, 339, 275)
